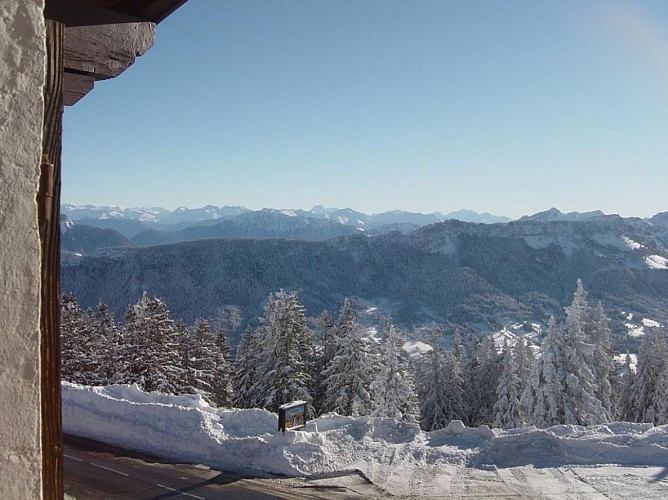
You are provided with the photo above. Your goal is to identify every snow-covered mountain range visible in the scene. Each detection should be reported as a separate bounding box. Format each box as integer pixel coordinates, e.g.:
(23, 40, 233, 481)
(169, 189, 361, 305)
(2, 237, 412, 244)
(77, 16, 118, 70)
(61, 203, 511, 238)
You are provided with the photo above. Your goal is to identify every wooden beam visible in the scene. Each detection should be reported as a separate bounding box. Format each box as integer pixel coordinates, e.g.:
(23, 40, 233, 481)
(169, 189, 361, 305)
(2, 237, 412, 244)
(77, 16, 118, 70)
(40, 19, 64, 500)
(63, 71, 95, 106)
(64, 21, 155, 81)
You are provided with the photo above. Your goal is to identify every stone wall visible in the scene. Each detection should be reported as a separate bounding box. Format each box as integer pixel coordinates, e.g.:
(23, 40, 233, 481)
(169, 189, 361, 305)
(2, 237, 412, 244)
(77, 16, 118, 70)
(0, 0, 46, 497)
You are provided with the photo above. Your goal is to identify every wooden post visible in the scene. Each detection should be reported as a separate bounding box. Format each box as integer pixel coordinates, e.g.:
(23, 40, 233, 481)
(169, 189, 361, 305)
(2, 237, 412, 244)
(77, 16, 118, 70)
(40, 19, 64, 500)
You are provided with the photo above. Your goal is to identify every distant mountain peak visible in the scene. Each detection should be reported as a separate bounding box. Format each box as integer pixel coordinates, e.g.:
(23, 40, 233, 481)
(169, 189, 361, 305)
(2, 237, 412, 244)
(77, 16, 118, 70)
(442, 209, 511, 224)
(520, 208, 607, 222)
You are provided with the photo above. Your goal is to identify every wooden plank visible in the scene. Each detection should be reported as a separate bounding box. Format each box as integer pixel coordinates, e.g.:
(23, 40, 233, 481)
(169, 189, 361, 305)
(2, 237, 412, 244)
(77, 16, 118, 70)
(63, 71, 95, 106)
(64, 21, 155, 81)
(41, 19, 64, 500)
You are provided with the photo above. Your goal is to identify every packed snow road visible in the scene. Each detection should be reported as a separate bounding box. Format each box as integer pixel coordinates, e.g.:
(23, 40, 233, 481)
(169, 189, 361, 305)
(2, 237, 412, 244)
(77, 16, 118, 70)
(63, 383, 668, 499)
(64, 435, 379, 499)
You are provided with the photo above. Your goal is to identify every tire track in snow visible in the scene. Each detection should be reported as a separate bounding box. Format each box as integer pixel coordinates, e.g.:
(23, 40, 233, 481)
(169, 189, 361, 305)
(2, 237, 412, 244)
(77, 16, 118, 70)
(548, 467, 607, 499)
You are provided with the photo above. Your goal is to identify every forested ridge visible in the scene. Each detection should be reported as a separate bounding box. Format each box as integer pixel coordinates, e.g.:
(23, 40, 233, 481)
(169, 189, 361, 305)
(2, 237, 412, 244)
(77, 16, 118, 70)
(62, 216, 668, 349)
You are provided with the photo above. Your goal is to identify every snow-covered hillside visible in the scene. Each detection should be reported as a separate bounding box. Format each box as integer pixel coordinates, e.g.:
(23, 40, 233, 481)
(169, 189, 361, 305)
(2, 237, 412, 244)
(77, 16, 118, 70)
(63, 383, 668, 499)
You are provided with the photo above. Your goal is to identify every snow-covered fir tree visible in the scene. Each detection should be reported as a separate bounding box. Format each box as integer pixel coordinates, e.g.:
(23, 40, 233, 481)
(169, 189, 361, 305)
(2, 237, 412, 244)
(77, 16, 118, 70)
(312, 309, 335, 414)
(656, 363, 668, 425)
(122, 292, 184, 394)
(416, 323, 451, 431)
(231, 325, 261, 408)
(250, 290, 313, 412)
(521, 314, 607, 428)
(172, 320, 193, 393)
(371, 318, 419, 423)
(210, 325, 234, 408)
(61, 294, 102, 385)
(321, 298, 376, 416)
(521, 317, 569, 428)
(441, 350, 466, 423)
(617, 353, 636, 422)
(466, 335, 503, 426)
(563, 279, 608, 423)
(96, 301, 124, 385)
(493, 345, 524, 429)
(185, 318, 218, 404)
(587, 302, 617, 418)
(512, 333, 535, 398)
(451, 329, 467, 365)
(626, 329, 667, 424)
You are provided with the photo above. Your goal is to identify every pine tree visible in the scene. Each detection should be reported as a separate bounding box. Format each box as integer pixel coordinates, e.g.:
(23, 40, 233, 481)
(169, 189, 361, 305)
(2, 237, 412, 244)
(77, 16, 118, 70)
(211, 325, 234, 408)
(627, 329, 667, 424)
(617, 353, 636, 422)
(451, 329, 467, 365)
(321, 298, 375, 416)
(187, 318, 218, 404)
(656, 364, 668, 425)
(231, 326, 261, 408)
(416, 323, 451, 431)
(174, 319, 194, 393)
(441, 350, 466, 423)
(493, 346, 524, 429)
(521, 315, 606, 428)
(251, 290, 313, 412)
(61, 294, 102, 385)
(563, 281, 608, 425)
(61, 293, 83, 383)
(512, 333, 535, 398)
(521, 317, 572, 428)
(96, 301, 124, 385)
(467, 335, 503, 426)
(312, 309, 335, 415)
(121, 292, 184, 394)
(371, 318, 419, 423)
(448, 329, 470, 425)
(587, 302, 617, 418)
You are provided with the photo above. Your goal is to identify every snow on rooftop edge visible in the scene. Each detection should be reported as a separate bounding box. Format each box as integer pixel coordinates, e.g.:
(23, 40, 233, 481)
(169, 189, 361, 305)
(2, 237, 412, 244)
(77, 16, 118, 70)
(62, 382, 668, 497)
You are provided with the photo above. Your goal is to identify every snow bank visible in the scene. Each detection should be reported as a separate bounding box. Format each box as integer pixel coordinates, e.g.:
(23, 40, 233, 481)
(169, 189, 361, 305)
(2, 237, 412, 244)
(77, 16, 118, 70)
(63, 382, 668, 495)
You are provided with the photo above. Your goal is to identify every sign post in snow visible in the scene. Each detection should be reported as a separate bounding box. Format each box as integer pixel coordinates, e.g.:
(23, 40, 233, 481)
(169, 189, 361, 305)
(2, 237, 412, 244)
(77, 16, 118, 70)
(278, 400, 307, 434)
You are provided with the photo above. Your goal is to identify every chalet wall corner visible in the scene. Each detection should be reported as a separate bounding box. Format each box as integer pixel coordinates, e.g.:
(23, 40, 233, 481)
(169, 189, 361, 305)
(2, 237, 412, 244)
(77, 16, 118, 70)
(0, 0, 46, 497)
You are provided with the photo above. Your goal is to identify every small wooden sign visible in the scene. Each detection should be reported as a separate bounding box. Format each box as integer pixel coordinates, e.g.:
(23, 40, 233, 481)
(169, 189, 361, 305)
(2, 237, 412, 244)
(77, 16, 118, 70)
(278, 400, 307, 434)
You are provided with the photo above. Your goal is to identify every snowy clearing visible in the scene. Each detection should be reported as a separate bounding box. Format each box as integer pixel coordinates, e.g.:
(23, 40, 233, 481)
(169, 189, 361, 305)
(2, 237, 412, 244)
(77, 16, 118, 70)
(62, 382, 668, 499)
(403, 340, 433, 357)
(622, 236, 643, 250)
(642, 318, 661, 328)
(626, 323, 646, 337)
(645, 254, 668, 270)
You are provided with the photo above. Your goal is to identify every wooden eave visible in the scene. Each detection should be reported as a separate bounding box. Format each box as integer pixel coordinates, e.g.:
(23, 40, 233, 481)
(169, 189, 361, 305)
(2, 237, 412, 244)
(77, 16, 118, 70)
(45, 0, 187, 26)
(45, 0, 188, 105)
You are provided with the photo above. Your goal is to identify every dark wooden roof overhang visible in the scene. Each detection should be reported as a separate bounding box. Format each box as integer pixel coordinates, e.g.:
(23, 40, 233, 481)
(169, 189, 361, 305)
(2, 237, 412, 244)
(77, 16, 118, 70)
(45, 0, 188, 105)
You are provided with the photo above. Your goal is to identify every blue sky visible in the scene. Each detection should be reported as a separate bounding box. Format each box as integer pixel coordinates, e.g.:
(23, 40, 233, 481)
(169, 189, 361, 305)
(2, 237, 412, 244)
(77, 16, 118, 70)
(62, 0, 668, 219)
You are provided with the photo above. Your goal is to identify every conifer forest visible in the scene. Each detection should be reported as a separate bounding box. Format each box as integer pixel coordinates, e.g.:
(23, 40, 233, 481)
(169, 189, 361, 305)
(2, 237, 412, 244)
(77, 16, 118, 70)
(61, 280, 668, 430)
